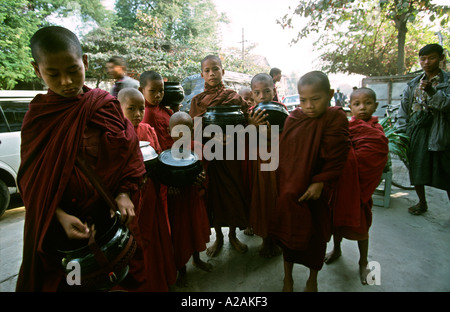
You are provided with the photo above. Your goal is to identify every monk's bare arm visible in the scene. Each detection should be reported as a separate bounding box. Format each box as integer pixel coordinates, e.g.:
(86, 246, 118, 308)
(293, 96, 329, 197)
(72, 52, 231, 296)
(114, 192, 135, 226)
(55, 207, 90, 240)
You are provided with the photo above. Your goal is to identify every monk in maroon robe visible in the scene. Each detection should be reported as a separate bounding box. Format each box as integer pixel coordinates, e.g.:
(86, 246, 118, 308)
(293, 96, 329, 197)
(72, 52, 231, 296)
(270, 71, 350, 292)
(17, 26, 145, 292)
(166, 112, 212, 287)
(189, 55, 253, 257)
(118, 87, 176, 291)
(325, 87, 388, 285)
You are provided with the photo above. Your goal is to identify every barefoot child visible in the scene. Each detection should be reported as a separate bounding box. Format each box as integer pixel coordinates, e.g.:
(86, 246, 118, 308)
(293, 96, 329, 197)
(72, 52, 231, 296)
(118, 88, 177, 291)
(189, 55, 266, 257)
(167, 112, 212, 286)
(324, 87, 389, 285)
(17, 26, 145, 291)
(270, 71, 350, 292)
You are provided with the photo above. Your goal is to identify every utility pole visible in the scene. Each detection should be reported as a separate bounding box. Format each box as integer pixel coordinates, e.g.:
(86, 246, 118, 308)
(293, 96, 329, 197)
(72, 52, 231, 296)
(238, 28, 249, 72)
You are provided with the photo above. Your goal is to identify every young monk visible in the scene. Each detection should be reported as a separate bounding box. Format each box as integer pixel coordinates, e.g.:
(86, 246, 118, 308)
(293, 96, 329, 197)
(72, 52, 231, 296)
(324, 87, 389, 285)
(238, 87, 256, 113)
(247, 73, 283, 257)
(16, 26, 145, 291)
(270, 71, 350, 292)
(167, 111, 212, 287)
(140, 70, 172, 238)
(189, 55, 266, 257)
(140, 70, 174, 151)
(118, 88, 177, 291)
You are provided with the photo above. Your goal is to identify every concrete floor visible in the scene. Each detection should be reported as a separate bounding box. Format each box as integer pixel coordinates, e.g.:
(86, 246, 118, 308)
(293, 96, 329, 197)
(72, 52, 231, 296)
(1, 185, 449, 292)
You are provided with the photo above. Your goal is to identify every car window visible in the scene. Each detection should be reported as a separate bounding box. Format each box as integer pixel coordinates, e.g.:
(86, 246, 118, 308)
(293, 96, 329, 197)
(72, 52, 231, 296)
(0, 101, 29, 133)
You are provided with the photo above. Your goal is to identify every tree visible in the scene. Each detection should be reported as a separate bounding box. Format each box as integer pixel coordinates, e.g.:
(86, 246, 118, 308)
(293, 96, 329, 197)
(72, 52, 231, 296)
(280, 0, 449, 75)
(0, 0, 111, 89)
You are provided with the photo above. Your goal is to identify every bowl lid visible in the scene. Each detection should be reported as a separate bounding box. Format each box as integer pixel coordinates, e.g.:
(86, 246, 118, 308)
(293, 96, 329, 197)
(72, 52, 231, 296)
(159, 148, 199, 167)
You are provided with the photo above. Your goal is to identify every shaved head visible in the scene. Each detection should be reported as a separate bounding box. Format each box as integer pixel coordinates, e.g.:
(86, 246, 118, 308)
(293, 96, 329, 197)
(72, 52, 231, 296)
(118, 87, 144, 105)
(169, 111, 194, 130)
(30, 26, 82, 64)
(251, 73, 274, 88)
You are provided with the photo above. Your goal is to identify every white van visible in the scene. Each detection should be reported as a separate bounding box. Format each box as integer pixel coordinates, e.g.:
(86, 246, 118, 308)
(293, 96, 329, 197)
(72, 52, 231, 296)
(0, 90, 44, 216)
(180, 71, 252, 113)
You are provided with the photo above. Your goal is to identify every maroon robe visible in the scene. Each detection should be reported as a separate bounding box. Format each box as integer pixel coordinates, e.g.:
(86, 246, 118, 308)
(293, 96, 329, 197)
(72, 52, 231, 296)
(189, 82, 250, 229)
(270, 107, 350, 271)
(332, 116, 388, 240)
(131, 122, 176, 291)
(16, 86, 145, 292)
(143, 100, 174, 151)
(167, 141, 210, 270)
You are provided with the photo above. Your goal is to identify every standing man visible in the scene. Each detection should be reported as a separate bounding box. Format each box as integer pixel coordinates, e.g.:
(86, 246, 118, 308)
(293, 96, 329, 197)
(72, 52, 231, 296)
(269, 67, 282, 102)
(106, 56, 140, 97)
(333, 88, 347, 107)
(396, 43, 450, 215)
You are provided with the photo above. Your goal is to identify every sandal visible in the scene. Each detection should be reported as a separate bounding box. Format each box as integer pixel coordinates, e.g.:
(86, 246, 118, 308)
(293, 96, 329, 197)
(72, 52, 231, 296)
(408, 203, 428, 215)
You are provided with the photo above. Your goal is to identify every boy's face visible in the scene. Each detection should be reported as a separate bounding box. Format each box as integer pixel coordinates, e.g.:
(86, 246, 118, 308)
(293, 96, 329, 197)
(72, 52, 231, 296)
(349, 91, 378, 121)
(419, 52, 443, 75)
(201, 59, 224, 88)
(241, 89, 256, 105)
(298, 83, 333, 118)
(121, 96, 145, 127)
(32, 50, 88, 98)
(140, 79, 164, 106)
(251, 81, 274, 104)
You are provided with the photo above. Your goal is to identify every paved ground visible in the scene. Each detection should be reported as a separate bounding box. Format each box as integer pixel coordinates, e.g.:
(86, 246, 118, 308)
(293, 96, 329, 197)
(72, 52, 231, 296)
(1, 185, 449, 292)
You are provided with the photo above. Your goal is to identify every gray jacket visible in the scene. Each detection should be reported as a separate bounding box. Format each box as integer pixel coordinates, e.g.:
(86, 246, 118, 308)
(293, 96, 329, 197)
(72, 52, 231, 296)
(110, 76, 140, 97)
(396, 70, 450, 151)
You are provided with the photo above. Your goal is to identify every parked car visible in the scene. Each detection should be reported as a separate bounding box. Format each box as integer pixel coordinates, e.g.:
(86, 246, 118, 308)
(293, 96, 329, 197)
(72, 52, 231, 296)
(0, 90, 43, 216)
(281, 94, 300, 112)
(180, 71, 252, 113)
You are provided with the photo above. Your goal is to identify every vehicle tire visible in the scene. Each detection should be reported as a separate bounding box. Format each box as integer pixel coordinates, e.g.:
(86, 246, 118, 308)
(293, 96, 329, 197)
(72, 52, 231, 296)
(390, 152, 415, 190)
(0, 179, 10, 217)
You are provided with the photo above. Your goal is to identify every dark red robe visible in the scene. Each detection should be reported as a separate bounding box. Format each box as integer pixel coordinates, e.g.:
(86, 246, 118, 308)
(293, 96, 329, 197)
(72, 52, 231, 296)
(189, 82, 250, 229)
(332, 116, 388, 240)
(270, 107, 350, 271)
(167, 141, 210, 270)
(143, 100, 174, 151)
(130, 122, 176, 291)
(16, 86, 145, 292)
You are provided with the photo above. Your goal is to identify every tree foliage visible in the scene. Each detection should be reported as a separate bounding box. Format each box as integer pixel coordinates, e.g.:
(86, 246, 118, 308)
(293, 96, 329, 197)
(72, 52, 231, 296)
(280, 0, 450, 76)
(0, 0, 111, 89)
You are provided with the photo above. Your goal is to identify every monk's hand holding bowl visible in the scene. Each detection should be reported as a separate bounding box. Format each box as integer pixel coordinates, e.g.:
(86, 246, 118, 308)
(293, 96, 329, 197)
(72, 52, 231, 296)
(55, 207, 90, 240)
(298, 182, 324, 203)
(248, 109, 269, 126)
(114, 192, 135, 226)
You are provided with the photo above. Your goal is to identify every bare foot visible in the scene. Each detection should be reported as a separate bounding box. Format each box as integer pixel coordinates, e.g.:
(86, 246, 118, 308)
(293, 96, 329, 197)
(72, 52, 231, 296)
(192, 258, 213, 272)
(282, 278, 293, 292)
(206, 237, 223, 257)
(304, 279, 318, 292)
(324, 248, 341, 264)
(359, 262, 370, 285)
(229, 235, 248, 253)
(176, 267, 188, 287)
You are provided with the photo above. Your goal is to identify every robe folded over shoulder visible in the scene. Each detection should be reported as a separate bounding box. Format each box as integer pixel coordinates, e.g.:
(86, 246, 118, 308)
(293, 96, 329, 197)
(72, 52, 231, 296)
(168, 140, 210, 270)
(332, 116, 388, 240)
(189, 82, 246, 118)
(16, 86, 145, 292)
(270, 107, 350, 270)
(143, 100, 174, 151)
